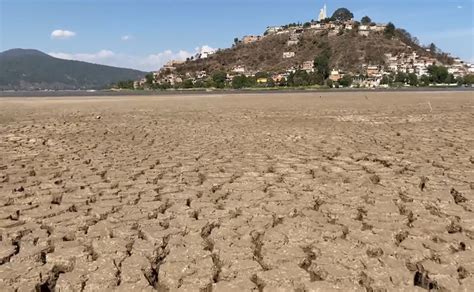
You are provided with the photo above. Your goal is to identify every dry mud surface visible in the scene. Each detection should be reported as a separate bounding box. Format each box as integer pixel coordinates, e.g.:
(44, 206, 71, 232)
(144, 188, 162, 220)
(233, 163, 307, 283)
(0, 91, 473, 291)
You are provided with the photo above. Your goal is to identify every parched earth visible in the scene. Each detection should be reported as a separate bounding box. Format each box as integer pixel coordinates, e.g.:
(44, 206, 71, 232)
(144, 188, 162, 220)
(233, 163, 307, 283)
(0, 91, 473, 291)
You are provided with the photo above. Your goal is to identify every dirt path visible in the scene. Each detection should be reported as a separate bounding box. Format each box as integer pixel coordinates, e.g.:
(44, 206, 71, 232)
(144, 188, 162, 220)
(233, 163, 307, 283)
(0, 91, 473, 291)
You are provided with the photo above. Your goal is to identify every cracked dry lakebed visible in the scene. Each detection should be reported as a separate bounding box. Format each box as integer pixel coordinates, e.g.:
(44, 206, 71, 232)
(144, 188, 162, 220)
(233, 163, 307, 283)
(0, 91, 473, 291)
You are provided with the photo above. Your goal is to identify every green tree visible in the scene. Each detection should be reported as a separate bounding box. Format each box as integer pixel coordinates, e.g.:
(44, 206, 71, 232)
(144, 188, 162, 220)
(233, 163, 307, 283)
(384, 22, 396, 39)
(339, 74, 353, 87)
(407, 73, 418, 86)
(266, 78, 276, 87)
(308, 72, 324, 85)
(463, 74, 474, 85)
(303, 22, 311, 28)
(314, 50, 331, 82)
(429, 43, 438, 54)
(145, 73, 154, 85)
(247, 76, 257, 87)
(361, 16, 371, 25)
(117, 80, 134, 89)
(427, 65, 448, 83)
(232, 75, 250, 89)
(158, 82, 171, 90)
(204, 78, 214, 88)
(380, 75, 390, 85)
(420, 75, 431, 86)
(445, 74, 455, 84)
(182, 79, 194, 89)
(212, 71, 227, 88)
(291, 70, 310, 86)
(331, 8, 354, 22)
(395, 72, 407, 83)
(194, 80, 205, 88)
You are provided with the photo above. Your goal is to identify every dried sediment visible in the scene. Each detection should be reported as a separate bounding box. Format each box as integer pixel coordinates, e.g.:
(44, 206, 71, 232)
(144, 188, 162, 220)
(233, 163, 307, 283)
(0, 91, 473, 290)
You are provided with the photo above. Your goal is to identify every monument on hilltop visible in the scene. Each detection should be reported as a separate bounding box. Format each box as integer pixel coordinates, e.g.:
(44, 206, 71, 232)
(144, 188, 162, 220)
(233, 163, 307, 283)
(318, 4, 328, 21)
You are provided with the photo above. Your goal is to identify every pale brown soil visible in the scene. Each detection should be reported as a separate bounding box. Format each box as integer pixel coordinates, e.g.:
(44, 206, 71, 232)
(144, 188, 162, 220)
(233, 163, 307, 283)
(0, 91, 473, 291)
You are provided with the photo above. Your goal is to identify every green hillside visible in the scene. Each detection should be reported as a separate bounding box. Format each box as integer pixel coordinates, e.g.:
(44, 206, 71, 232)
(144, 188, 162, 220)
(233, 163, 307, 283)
(0, 49, 145, 90)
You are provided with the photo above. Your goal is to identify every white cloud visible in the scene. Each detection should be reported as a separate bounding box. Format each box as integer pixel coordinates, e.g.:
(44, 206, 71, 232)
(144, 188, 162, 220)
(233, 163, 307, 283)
(457, 5, 463, 9)
(51, 29, 76, 40)
(48, 45, 216, 71)
(121, 35, 132, 41)
(196, 45, 215, 54)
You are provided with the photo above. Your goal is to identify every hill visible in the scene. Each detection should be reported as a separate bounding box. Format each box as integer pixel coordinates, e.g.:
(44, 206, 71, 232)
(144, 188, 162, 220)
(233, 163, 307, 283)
(174, 26, 452, 77)
(0, 49, 146, 90)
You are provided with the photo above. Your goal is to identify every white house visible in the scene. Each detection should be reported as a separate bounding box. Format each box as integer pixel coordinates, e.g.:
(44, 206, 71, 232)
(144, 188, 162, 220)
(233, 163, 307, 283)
(232, 65, 246, 74)
(287, 40, 299, 46)
(358, 25, 370, 36)
(266, 26, 282, 35)
(195, 47, 216, 59)
(468, 64, 474, 73)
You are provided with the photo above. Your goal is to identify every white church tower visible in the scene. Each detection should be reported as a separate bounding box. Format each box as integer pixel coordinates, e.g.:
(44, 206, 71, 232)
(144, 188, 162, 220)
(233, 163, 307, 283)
(318, 3, 327, 21)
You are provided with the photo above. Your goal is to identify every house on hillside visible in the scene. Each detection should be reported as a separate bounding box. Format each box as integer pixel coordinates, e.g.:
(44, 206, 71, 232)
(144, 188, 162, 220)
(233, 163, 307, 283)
(311, 23, 324, 30)
(133, 78, 147, 89)
(370, 24, 387, 32)
(293, 28, 304, 34)
(161, 74, 182, 86)
(265, 26, 282, 35)
(195, 48, 216, 59)
(468, 64, 474, 73)
(162, 61, 177, 72)
(359, 25, 370, 36)
(272, 74, 286, 83)
(242, 35, 262, 44)
(161, 60, 185, 72)
(232, 65, 246, 74)
(353, 75, 381, 88)
(302, 61, 314, 72)
(329, 70, 342, 82)
(287, 40, 299, 46)
(366, 65, 381, 78)
(385, 53, 399, 72)
(196, 71, 207, 79)
(283, 52, 296, 59)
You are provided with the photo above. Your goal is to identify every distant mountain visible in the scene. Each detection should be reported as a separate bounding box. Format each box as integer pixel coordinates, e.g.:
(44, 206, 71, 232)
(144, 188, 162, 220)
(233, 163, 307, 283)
(0, 49, 146, 90)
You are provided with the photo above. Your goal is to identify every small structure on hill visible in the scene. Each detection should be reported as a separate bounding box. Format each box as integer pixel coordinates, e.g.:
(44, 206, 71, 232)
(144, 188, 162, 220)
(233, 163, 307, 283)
(283, 52, 296, 59)
(318, 4, 328, 21)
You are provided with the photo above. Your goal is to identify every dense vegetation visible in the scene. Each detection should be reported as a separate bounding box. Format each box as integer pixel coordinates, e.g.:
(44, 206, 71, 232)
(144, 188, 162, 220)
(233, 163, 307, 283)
(0, 49, 145, 90)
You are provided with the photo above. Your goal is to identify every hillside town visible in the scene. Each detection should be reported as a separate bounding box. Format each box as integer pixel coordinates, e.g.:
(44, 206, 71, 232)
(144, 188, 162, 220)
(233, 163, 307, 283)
(124, 5, 474, 90)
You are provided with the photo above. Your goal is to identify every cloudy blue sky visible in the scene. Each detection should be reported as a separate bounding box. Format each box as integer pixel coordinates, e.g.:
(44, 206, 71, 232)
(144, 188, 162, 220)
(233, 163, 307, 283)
(1, 0, 473, 71)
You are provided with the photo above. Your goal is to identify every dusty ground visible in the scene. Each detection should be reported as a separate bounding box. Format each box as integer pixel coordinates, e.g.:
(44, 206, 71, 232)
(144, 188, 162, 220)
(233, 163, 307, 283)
(0, 91, 473, 291)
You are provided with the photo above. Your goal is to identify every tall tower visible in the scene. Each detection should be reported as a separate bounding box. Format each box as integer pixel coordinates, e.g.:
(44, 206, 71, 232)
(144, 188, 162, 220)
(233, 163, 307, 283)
(318, 3, 327, 21)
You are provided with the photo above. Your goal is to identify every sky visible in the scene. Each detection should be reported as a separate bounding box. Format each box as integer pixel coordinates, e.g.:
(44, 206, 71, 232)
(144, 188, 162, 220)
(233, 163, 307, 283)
(1, 0, 473, 71)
